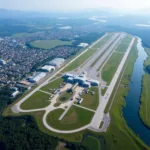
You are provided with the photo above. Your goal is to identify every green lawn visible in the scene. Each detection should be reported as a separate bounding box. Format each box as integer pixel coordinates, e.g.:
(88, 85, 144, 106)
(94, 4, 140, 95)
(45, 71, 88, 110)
(139, 48, 150, 128)
(41, 78, 64, 92)
(115, 36, 132, 53)
(139, 73, 150, 128)
(82, 136, 101, 150)
(58, 91, 73, 103)
(29, 40, 73, 49)
(144, 48, 150, 67)
(46, 106, 94, 130)
(20, 91, 50, 110)
(102, 52, 124, 84)
(80, 87, 99, 110)
(92, 33, 113, 49)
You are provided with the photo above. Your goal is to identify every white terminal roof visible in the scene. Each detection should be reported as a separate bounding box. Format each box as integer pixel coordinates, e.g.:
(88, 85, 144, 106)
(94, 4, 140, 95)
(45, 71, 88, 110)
(30, 72, 46, 82)
(41, 65, 55, 72)
(78, 43, 89, 48)
(48, 58, 65, 67)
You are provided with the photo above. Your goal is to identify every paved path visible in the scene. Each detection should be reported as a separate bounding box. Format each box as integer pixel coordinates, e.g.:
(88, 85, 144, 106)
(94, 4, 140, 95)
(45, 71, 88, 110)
(73, 104, 96, 112)
(89, 37, 135, 129)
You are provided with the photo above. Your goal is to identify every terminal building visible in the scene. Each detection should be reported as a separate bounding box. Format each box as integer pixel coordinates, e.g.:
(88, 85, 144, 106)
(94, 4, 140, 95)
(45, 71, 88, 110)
(63, 72, 100, 87)
(47, 58, 65, 68)
(40, 65, 55, 72)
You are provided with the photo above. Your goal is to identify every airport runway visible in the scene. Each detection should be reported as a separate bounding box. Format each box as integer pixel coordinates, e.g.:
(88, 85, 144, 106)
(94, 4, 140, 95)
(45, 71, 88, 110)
(89, 37, 135, 130)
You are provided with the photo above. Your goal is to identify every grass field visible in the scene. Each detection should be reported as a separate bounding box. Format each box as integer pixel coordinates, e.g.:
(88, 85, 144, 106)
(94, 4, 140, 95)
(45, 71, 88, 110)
(115, 36, 132, 53)
(139, 48, 150, 128)
(41, 78, 64, 92)
(139, 73, 150, 127)
(102, 52, 124, 84)
(82, 136, 101, 150)
(62, 48, 98, 72)
(58, 91, 72, 103)
(144, 48, 150, 67)
(30, 40, 73, 49)
(46, 106, 94, 130)
(80, 87, 99, 110)
(20, 91, 50, 110)
(92, 33, 113, 49)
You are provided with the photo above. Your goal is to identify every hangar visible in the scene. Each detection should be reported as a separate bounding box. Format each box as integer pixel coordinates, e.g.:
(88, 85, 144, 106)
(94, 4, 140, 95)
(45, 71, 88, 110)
(48, 58, 65, 68)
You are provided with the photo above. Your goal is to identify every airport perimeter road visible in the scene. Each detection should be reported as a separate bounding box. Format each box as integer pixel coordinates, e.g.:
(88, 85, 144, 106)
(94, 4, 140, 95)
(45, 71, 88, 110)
(89, 37, 135, 130)
(12, 33, 109, 113)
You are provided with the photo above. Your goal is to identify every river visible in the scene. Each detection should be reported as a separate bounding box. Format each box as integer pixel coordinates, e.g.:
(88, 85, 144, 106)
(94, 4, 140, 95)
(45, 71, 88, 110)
(123, 37, 150, 146)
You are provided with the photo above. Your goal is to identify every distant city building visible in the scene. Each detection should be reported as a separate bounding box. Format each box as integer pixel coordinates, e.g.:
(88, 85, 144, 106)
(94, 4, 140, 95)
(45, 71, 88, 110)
(78, 43, 89, 48)
(16, 80, 33, 90)
(11, 90, 20, 98)
(27, 72, 46, 83)
(48, 58, 65, 68)
(40, 65, 55, 72)
(0, 59, 6, 65)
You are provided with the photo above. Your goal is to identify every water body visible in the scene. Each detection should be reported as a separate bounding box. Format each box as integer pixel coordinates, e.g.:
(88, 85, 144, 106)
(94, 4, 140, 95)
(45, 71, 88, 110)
(123, 37, 150, 146)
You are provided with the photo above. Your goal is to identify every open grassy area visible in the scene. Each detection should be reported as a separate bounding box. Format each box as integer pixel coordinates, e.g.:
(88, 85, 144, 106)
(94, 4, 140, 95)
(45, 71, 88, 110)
(29, 40, 73, 49)
(144, 48, 150, 67)
(82, 136, 101, 150)
(20, 91, 51, 110)
(62, 48, 98, 72)
(115, 35, 132, 53)
(139, 48, 150, 128)
(41, 78, 64, 92)
(46, 106, 94, 130)
(102, 52, 124, 84)
(92, 33, 113, 49)
(80, 87, 99, 110)
(58, 91, 73, 103)
(139, 73, 150, 128)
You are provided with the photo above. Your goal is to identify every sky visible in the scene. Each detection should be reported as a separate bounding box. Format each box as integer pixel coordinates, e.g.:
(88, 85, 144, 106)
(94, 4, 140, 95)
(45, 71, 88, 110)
(0, 0, 150, 11)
